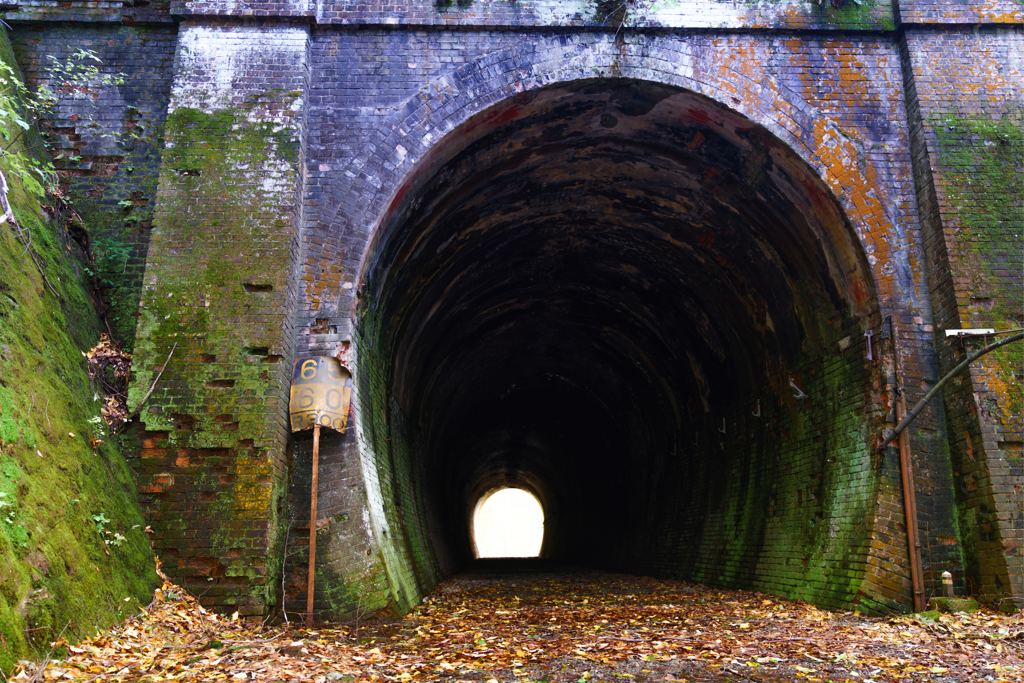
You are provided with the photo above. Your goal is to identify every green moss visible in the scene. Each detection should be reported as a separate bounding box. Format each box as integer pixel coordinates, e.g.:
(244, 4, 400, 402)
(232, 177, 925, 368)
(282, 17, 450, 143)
(0, 28, 157, 674)
(823, 0, 893, 30)
(319, 561, 392, 617)
(355, 307, 435, 615)
(127, 98, 302, 616)
(680, 319, 888, 612)
(933, 113, 1024, 423)
(933, 114, 1024, 243)
(129, 105, 298, 434)
(0, 387, 31, 446)
(932, 112, 1023, 605)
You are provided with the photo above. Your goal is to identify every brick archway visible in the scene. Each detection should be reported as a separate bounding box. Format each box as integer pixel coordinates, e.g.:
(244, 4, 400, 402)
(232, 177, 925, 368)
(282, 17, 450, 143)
(340, 68, 918, 615)
(310, 34, 914, 321)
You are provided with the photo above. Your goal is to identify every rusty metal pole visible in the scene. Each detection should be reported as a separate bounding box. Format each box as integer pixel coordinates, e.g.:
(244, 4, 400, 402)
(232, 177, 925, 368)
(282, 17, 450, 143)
(306, 422, 321, 627)
(888, 318, 926, 612)
(896, 385, 926, 612)
(290, 356, 352, 626)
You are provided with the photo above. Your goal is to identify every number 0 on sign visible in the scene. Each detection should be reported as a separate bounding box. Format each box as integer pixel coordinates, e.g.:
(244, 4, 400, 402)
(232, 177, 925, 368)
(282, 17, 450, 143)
(288, 355, 353, 627)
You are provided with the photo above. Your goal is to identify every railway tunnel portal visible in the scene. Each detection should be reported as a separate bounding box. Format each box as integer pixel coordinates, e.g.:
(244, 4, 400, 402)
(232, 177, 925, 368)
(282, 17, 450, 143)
(57, 18, 1014, 619)
(347, 79, 899, 615)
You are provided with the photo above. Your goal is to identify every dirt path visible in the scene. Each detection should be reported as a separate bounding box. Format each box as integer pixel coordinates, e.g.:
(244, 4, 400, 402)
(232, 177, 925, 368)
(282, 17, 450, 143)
(10, 567, 1024, 682)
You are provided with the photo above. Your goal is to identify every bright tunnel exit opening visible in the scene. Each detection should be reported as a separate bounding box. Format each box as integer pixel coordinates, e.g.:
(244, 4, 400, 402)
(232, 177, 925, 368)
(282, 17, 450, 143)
(472, 488, 545, 558)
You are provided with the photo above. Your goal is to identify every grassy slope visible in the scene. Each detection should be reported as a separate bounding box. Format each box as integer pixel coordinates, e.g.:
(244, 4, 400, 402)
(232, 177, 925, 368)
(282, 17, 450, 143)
(0, 30, 156, 672)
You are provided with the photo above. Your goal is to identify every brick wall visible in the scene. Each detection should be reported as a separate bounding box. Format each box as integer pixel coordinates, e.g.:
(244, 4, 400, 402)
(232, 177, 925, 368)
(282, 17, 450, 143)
(903, 25, 1023, 608)
(127, 23, 309, 614)
(296, 29, 957, 615)
(631, 318, 910, 612)
(10, 24, 177, 346)
(171, 0, 895, 30)
(4, 0, 173, 24)
(284, 422, 392, 619)
(899, 0, 1023, 25)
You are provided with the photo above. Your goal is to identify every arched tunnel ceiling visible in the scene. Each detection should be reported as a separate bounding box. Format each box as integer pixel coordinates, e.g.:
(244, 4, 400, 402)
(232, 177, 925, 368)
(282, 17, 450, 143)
(357, 79, 879, 572)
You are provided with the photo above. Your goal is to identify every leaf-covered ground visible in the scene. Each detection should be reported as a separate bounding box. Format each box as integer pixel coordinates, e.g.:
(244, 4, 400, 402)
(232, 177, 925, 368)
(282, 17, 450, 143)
(9, 564, 1024, 682)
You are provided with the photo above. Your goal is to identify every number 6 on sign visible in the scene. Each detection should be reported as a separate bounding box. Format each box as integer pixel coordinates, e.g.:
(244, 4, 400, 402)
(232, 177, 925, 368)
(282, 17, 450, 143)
(288, 356, 353, 627)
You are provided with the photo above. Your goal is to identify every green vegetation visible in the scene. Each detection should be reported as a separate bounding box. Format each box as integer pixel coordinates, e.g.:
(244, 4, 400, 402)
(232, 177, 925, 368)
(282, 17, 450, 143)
(0, 44, 122, 201)
(126, 99, 303, 615)
(55, 88, 160, 351)
(933, 112, 1023, 603)
(933, 114, 1024, 243)
(0, 29, 156, 673)
(822, 0, 894, 30)
(933, 113, 1024, 419)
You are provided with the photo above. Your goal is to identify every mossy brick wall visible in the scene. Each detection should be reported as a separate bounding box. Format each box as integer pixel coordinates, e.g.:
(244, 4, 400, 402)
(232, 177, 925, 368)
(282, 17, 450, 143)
(352, 316, 446, 614)
(10, 24, 178, 348)
(284, 428, 392, 620)
(902, 25, 1024, 608)
(630, 320, 909, 613)
(0, 29, 156, 673)
(127, 23, 308, 616)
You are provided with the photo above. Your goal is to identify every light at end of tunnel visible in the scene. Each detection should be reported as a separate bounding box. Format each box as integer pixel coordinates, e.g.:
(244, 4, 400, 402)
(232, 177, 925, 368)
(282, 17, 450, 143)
(472, 487, 544, 558)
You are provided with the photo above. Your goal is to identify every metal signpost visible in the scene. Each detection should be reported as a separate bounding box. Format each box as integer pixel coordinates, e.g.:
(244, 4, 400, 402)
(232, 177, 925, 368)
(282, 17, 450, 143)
(289, 356, 353, 626)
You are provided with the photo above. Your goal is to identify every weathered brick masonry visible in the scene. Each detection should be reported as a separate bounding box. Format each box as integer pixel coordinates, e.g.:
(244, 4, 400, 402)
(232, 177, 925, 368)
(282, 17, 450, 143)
(11, 21, 177, 345)
(902, 24, 1024, 606)
(6, 0, 1020, 618)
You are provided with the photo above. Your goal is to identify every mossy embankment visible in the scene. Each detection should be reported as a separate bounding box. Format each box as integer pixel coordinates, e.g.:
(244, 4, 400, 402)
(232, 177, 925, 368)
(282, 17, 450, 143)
(0, 29, 156, 673)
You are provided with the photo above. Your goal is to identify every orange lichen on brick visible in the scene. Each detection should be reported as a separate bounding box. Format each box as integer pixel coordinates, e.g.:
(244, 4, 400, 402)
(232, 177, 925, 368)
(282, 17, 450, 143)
(306, 253, 343, 312)
(980, 10, 1022, 22)
(812, 118, 896, 301)
(730, 41, 780, 113)
(780, 4, 805, 25)
(977, 0, 1023, 23)
(945, 45, 1008, 97)
(834, 47, 869, 105)
(975, 356, 1021, 428)
(184, 557, 223, 577)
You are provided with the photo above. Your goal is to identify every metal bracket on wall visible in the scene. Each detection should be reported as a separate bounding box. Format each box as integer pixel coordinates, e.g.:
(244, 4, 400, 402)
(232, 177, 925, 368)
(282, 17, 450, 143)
(789, 378, 808, 400)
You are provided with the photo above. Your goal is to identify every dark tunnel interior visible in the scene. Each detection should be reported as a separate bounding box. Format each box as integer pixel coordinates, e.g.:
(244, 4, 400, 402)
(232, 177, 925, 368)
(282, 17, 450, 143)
(355, 79, 884, 608)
